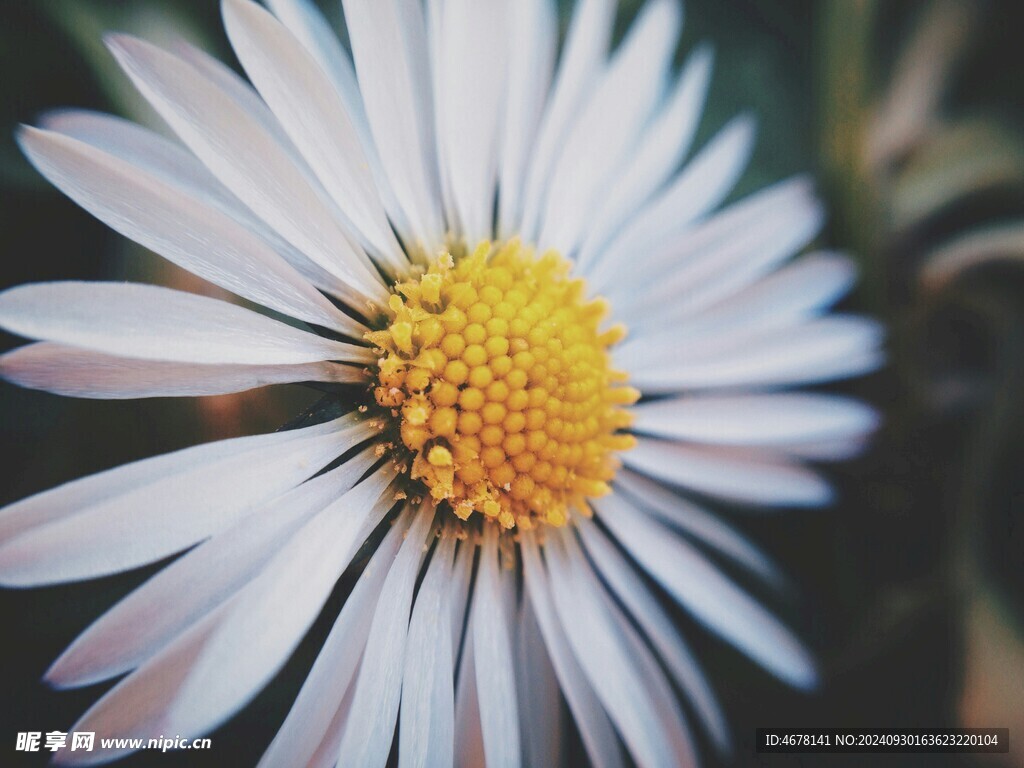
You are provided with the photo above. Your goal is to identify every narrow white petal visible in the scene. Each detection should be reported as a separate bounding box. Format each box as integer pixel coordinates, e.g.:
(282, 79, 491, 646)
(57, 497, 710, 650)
(561, 530, 698, 767)
(597, 494, 819, 689)
(162, 468, 398, 738)
(497, 0, 556, 239)
(1, 342, 364, 400)
(632, 393, 880, 448)
(471, 526, 521, 768)
(18, 126, 363, 335)
(578, 44, 714, 267)
(454, 628, 486, 768)
(0, 282, 370, 366)
(625, 315, 885, 392)
(341, 0, 444, 249)
(540, 533, 679, 768)
(40, 109, 363, 299)
(589, 115, 757, 289)
(576, 518, 729, 752)
(46, 449, 377, 688)
(623, 436, 834, 508)
(516, 593, 563, 768)
(539, 0, 682, 256)
(518, 0, 616, 241)
(0, 415, 374, 585)
(223, 0, 405, 270)
(450, 536, 476, 650)
(614, 471, 783, 584)
(436, 0, 508, 243)
(399, 535, 456, 768)
(335, 505, 435, 768)
(521, 534, 625, 768)
(259, 508, 412, 768)
(107, 35, 384, 303)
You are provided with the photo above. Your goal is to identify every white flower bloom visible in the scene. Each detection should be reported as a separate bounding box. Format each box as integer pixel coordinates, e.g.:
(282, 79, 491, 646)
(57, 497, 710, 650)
(0, 0, 883, 766)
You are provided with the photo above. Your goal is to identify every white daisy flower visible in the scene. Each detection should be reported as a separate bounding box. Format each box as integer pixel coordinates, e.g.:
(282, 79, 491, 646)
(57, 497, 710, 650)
(0, 0, 883, 765)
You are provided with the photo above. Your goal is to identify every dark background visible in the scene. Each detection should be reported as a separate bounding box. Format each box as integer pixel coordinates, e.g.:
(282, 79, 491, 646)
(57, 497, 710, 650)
(2, 1, 1023, 766)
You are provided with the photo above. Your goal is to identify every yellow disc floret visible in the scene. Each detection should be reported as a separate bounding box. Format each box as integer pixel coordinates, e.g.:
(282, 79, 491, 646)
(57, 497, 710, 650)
(367, 240, 638, 530)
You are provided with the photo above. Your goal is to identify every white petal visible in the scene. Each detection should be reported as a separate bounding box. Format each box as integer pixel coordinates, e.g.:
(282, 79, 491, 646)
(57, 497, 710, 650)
(623, 436, 834, 508)
(632, 393, 880, 448)
(624, 315, 885, 392)
(1, 342, 364, 400)
(107, 35, 384, 303)
(516, 593, 563, 768)
(539, 0, 682, 256)
(0, 415, 374, 585)
(497, 0, 556, 239)
(589, 114, 756, 288)
(259, 507, 412, 768)
(560, 529, 698, 767)
(18, 126, 363, 336)
(521, 534, 625, 768)
(450, 536, 476, 650)
(600, 175, 815, 304)
(576, 518, 729, 752)
(471, 526, 521, 768)
(577, 44, 713, 266)
(0, 282, 370, 366)
(596, 493, 818, 689)
(341, 0, 444, 249)
(335, 505, 435, 768)
(399, 534, 456, 768)
(223, 0, 405, 270)
(435, 0, 508, 243)
(161, 468, 398, 738)
(540, 532, 680, 768)
(46, 448, 377, 688)
(454, 627, 486, 768)
(39, 109, 360, 298)
(518, 0, 616, 242)
(614, 470, 783, 584)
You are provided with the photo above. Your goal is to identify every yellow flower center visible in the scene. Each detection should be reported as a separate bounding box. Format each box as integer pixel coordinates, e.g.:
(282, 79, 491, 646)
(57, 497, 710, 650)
(366, 240, 637, 530)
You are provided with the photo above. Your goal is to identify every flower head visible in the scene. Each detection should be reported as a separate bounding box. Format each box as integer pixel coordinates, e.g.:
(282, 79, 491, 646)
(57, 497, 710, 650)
(0, 0, 882, 765)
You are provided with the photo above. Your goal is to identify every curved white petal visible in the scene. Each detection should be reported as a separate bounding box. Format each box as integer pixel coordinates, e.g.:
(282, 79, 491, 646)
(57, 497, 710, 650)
(223, 0, 405, 270)
(334, 505, 434, 768)
(518, 0, 616, 241)
(0, 342, 364, 400)
(107, 35, 384, 303)
(471, 526, 521, 768)
(0, 415, 374, 585)
(0, 282, 370, 366)
(624, 315, 885, 392)
(632, 393, 880, 448)
(614, 470, 783, 585)
(399, 534, 456, 768)
(521, 534, 625, 768)
(590, 114, 756, 289)
(435, 0, 508, 244)
(576, 518, 729, 752)
(259, 507, 413, 768)
(623, 436, 834, 508)
(578, 43, 714, 268)
(540, 532, 680, 768)
(454, 626, 486, 768)
(46, 449, 377, 688)
(18, 126, 364, 335)
(161, 468, 397, 738)
(596, 494, 818, 689)
(516, 591, 563, 768)
(497, 0, 556, 239)
(341, 0, 444, 250)
(539, 0, 682, 256)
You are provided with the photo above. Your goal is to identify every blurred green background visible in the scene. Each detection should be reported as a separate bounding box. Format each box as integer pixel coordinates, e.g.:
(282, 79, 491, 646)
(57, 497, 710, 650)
(1, 1, 1023, 766)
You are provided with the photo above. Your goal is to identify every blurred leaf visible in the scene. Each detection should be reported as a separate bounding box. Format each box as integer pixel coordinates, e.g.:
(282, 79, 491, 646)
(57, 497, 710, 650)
(892, 119, 1024, 230)
(921, 221, 1024, 291)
